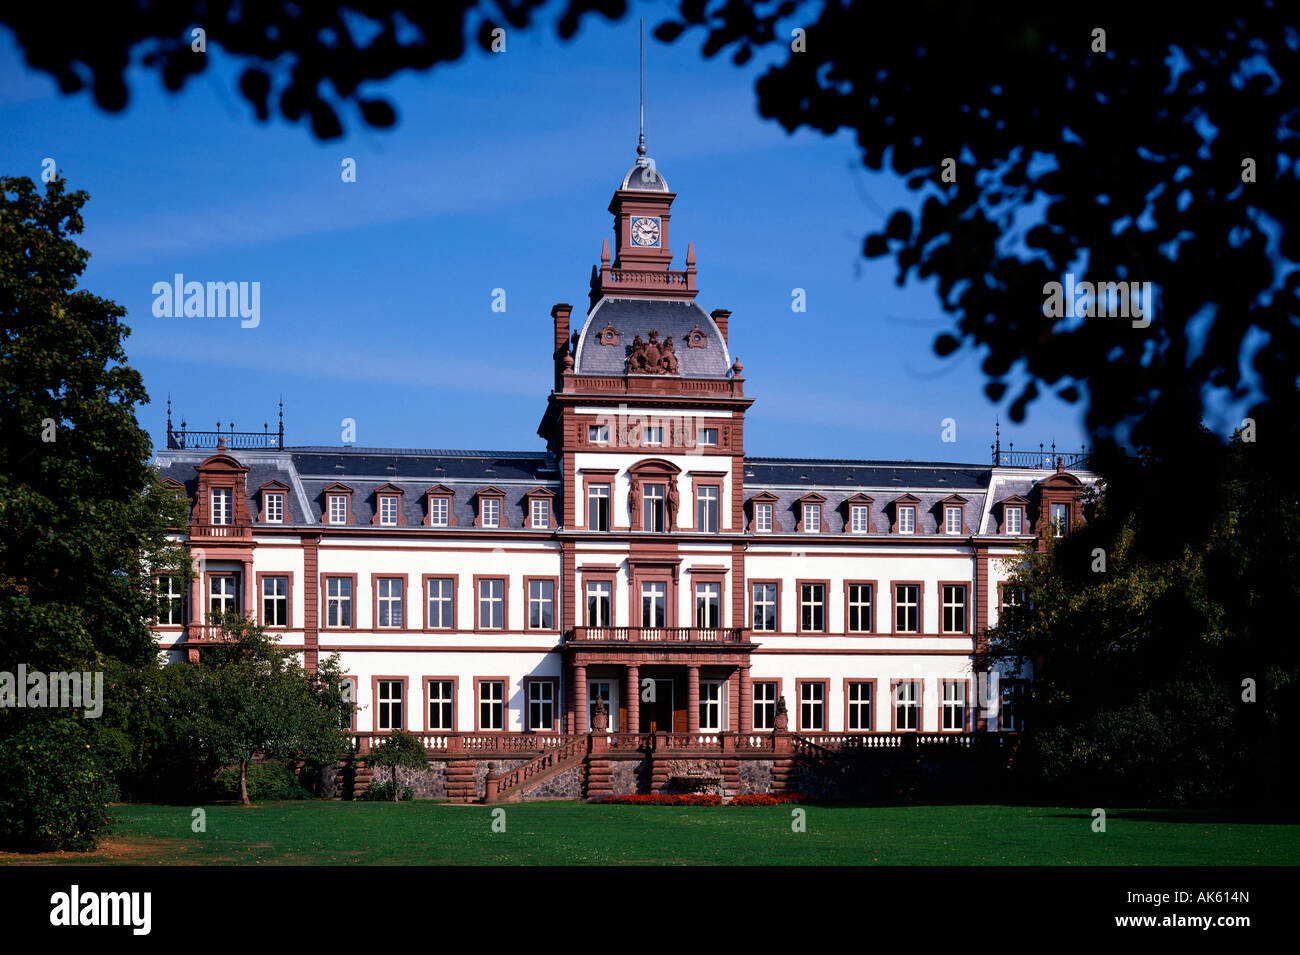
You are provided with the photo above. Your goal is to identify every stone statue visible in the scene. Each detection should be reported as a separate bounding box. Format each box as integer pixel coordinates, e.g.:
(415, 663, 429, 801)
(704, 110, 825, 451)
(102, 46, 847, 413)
(627, 334, 646, 373)
(628, 477, 641, 525)
(660, 336, 679, 374)
(774, 695, 789, 731)
(592, 697, 609, 733)
(666, 481, 679, 529)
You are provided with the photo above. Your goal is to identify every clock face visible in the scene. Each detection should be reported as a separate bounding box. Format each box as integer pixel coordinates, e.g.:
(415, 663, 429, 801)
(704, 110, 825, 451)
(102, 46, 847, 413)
(630, 216, 661, 247)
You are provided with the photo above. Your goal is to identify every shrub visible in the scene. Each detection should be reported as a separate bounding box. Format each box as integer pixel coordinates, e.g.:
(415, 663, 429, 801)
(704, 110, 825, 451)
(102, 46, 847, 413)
(216, 760, 310, 801)
(729, 792, 808, 806)
(361, 781, 414, 801)
(0, 718, 113, 851)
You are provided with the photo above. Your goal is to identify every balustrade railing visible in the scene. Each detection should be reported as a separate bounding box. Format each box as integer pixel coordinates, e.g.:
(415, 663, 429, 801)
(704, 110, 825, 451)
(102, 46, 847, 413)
(188, 522, 251, 539)
(491, 735, 590, 800)
(568, 626, 744, 644)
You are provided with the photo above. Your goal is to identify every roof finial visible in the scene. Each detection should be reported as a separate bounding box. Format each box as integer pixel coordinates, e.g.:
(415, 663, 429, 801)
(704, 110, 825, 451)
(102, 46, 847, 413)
(637, 18, 647, 160)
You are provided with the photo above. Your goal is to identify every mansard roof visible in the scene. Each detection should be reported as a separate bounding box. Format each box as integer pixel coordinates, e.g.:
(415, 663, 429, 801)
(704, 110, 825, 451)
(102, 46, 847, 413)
(573, 298, 731, 378)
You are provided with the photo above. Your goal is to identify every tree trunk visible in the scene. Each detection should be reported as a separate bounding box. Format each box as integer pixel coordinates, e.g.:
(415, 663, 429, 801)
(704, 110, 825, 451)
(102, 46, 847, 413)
(240, 759, 251, 807)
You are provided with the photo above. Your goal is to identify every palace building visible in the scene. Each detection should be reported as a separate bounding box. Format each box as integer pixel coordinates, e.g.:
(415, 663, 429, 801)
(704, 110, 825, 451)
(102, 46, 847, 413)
(151, 144, 1094, 801)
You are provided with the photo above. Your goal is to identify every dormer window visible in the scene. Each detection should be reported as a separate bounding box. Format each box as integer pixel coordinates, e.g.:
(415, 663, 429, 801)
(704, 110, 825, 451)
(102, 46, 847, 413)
(211, 488, 232, 525)
(423, 485, 455, 528)
(1006, 506, 1023, 535)
(379, 496, 399, 525)
(945, 506, 962, 534)
(797, 492, 827, 533)
(430, 497, 449, 526)
(328, 495, 348, 524)
(755, 502, 773, 532)
(524, 487, 555, 529)
(475, 487, 506, 529)
(264, 493, 284, 523)
(851, 505, 869, 533)
(1051, 502, 1070, 536)
(805, 504, 821, 531)
(898, 506, 916, 534)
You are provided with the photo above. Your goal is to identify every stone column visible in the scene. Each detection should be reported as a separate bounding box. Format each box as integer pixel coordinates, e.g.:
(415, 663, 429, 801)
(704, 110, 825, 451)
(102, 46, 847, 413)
(573, 664, 587, 732)
(739, 665, 753, 734)
(687, 665, 700, 735)
(626, 664, 640, 735)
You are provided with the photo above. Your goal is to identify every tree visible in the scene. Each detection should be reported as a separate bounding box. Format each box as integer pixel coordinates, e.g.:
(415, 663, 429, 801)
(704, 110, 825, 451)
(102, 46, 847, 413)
(0, 175, 191, 850)
(364, 729, 429, 801)
(979, 434, 1300, 808)
(186, 613, 351, 806)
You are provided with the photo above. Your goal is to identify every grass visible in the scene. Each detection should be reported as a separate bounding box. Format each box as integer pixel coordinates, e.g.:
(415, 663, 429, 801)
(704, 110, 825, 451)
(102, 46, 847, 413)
(3, 801, 1297, 865)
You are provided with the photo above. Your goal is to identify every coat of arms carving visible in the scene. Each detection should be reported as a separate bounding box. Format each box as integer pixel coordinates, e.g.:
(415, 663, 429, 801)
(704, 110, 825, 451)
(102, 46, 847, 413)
(626, 329, 679, 375)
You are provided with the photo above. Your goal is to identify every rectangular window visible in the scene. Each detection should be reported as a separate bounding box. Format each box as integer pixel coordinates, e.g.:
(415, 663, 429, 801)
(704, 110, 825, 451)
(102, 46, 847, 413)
(800, 583, 825, 632)
(1051, 502, 1069, 536)
(1000, 586, 1025, 614)
(642, 484, 666, 532)
(426, 578, 454, 629)
(528, 681, 555, 731)
(478, 578, 504, 629)
(1005, 506, 1023, 535)
(752, 583, 777, 632)
(211, 488, 233, 525)
(945, 505, 962, 534)
(209, 574, 238, 617)
(428, 496, 449, 528)
(157, 575, 186, 625)
(699, 680, 725, 732)
(755, 502, 773, 532)
(588, 484, 611, 531)
(941, 681, 967, 731)
(942, 584, 967, 633)
(641, 581, 667, 628)
(481, 498, 500, 528)
(642, 426, 664, 446)
(479, 681, 504, 731)
(847, 583, 873, 633)
(377, 577, 404, 628)
(847, 682, 873, 731)
(530, 498, 550, 528)
(586, 580, 612, 627)
(588, 424, 609, 444)
(262, 575, 288, 627)
(342, 677, 356, 730)
(699, 427, 718, 446)
(895, 584, 919, 633)
(428, 680, 454, 731)
(1001, 680, 1026, 732)
(378, 680, 403, 730)
(804, 503, 822, 532)
(850, 504, 870, 533)
(694, 581, 721, 629)
(328, 494, 347, 525)
(325, 577, 353, 628)
(800, 682, 825, 731)
(696, 486, 719, 533)
(894, 681, 920, 731)
(378, 496, 399, 526)
(528, 579, 555, 630)
(264, 493, 284, 523)
(752, 682, 777, 730)
(898, 506, 916, 534)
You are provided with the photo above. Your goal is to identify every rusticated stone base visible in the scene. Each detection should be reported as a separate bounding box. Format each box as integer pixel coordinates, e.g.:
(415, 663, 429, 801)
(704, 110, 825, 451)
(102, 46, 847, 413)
(372, 760, 448, 799)
(611, 758, 648, 796)
(663, 758, 725, 795)
(521, 764, 584, 801)
(738, 759, 773, 795)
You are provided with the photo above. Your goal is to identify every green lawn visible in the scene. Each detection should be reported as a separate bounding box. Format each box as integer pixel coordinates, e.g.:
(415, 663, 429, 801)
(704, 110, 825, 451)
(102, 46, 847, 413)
(6, 802, 1297, 865)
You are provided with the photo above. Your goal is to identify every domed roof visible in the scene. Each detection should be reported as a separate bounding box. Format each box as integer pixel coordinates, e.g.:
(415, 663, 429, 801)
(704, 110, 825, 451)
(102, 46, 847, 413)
(620, 157, 670, 192)
(574, 298, 731, 378)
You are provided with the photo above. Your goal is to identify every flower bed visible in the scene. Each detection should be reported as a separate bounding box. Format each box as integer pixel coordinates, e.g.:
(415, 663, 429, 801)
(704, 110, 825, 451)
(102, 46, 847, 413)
(728, 792, 807, 806)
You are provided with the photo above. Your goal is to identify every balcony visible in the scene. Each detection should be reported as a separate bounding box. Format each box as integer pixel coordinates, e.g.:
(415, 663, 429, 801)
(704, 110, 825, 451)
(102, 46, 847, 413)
(189, 522, 252, 540)
(567, 626, 746, 645)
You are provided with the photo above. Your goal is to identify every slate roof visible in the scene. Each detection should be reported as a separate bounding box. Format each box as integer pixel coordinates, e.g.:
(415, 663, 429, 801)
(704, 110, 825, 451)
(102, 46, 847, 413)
(574, 298, 731, 377)
(619, 160, 670, 192)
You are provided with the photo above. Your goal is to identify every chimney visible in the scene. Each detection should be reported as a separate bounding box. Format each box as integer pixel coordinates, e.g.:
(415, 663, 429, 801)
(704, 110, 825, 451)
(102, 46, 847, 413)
(551, 303, 573, 391)
(711, 308, 731, 345)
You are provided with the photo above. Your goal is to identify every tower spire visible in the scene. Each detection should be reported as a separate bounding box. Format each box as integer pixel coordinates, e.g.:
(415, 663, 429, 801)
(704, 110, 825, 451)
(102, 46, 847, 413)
(637, 18, 647, 160)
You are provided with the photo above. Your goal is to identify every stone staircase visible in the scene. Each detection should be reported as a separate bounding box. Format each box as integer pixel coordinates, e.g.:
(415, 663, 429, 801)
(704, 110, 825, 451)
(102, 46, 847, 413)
(484, 734, 590, 803)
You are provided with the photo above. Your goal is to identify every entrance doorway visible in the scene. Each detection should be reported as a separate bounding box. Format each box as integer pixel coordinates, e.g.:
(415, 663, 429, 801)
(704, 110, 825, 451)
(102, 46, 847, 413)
(642, 678, 675, 733)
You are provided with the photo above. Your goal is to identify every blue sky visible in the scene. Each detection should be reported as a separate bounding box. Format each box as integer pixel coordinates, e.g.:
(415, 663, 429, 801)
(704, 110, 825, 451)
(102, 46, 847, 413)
(0, 13, 1092, 464)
